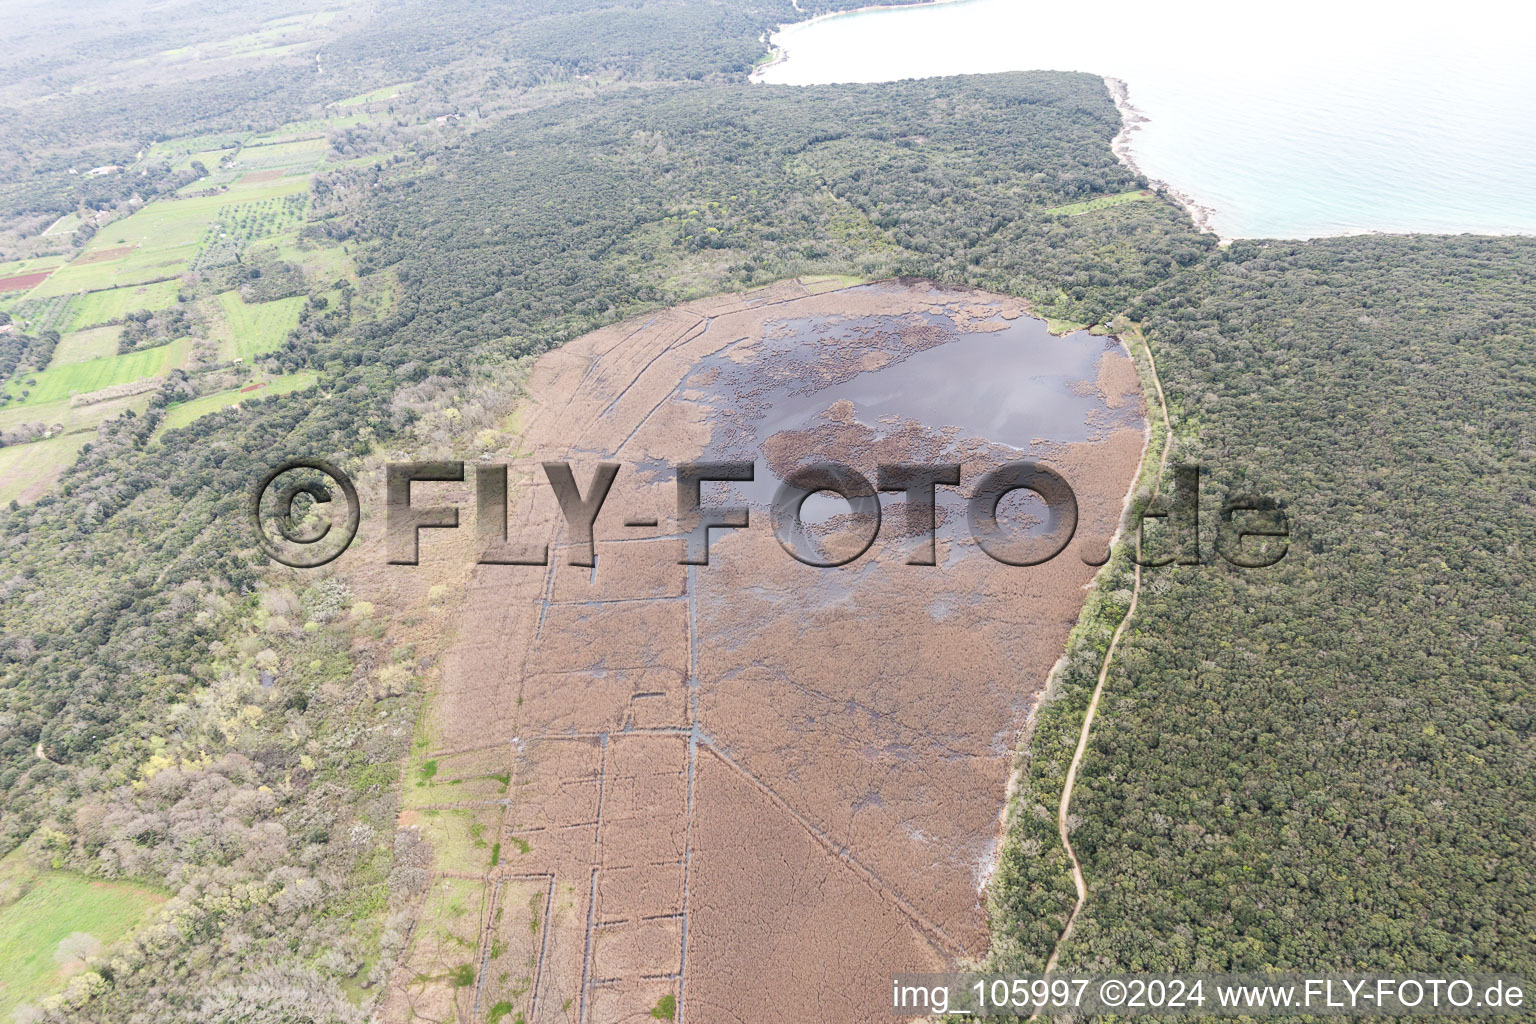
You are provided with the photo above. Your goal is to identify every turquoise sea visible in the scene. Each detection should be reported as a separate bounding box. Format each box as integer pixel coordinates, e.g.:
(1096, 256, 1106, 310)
(755, 0, 1536, 239)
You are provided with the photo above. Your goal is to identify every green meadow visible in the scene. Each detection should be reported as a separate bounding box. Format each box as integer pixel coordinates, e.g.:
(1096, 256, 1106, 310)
(41, 212, 82, 237)
(159, 370, 317, 431)
(4, 338, 188, 407)
(58, 280, 181, 332)
(264, 241, 354, 281)
(49, 325, 123, 367)
(333, 81, 415, 107)
(0, 390, 151, 437)
(1042, 189, 1156, 216)
(237, 137, 326, 169)
(0, 850, 166, 1019)
(214, 291, 304, 361)
(0, 433, 92, 505)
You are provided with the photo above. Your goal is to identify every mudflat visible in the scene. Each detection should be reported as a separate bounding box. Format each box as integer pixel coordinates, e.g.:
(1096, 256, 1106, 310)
(387, 279, 1146, 1023)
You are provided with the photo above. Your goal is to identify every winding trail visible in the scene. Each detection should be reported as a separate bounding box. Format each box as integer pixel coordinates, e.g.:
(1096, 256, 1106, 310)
(1041, 327, 1173, 976)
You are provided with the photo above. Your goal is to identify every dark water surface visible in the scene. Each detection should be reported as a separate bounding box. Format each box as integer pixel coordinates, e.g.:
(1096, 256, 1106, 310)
(676, 290, 1136, 533)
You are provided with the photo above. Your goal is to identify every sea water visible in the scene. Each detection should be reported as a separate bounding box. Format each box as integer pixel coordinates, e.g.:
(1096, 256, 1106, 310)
(754, 0, 1536, 239)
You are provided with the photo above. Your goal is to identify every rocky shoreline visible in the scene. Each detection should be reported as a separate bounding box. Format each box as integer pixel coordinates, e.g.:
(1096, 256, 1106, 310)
(1104, 75, 1223, 240)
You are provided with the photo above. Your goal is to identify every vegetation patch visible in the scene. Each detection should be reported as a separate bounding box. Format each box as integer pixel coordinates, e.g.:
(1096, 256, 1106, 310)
(48, 325, 124, 367)
(158, 370, 318, 432)
(213, 290, 304, 361)
(2, 338, 188, 407)
(1043, 188, 1156, 216)
(0, 433, 93, 505)
(0, 851, 165, 1020)
(58, 281, 181, 332)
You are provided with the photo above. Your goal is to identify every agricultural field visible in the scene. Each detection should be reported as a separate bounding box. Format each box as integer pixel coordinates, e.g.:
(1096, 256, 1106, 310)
(0, 256, 66, 290)
(0, 433, 94, 505)
(0, 270, 53, 295)
(2, 338, 189, 407)
(57, 280, 182, 332)
(29, 176, 308, 298)
(0, 258, 66, 278)
(0, 297, 68, 336)
(250, 114, 372, 148)
(143, 130, 244, 169)
(187, 136, 328, 191)
(212, 291, 304, 361)
(0, 115, 332, 508)
(0, 851, 165, 1020)
(48, 325, 123, 367)
(191, 193, 310, 270)
(158, 370, 318, 431)
(238, 136, 327, 171)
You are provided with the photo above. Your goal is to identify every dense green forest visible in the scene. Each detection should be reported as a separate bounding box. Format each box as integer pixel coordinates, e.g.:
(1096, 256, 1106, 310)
(0, 0, 1532, 1019)
(994, 235, 1536, 984)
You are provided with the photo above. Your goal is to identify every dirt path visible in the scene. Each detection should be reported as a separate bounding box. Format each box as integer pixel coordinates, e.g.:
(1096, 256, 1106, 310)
(1041, 327, 1173, 976)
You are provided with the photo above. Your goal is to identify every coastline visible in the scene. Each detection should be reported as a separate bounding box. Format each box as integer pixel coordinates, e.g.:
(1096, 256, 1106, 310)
(1104, 76, 1224, 241)
(751, 0, 975, 83)
(751, 8, 1231, 245)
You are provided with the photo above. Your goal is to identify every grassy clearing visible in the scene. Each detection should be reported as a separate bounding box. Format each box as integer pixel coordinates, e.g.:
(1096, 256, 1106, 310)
(41, 213, 82, 237)
(238, 137, 326, 164)
(800, 273, 868, 293)
(142, 130, 244, 164)
(402, 746, 511, 811)
(49, 326, 123, 367)
(159, 371, 318, 432)
(263, 241, 354, 282)
(0, 433, 92, 505)
(334, 81, 415, 107)
(0, 851, 165, 1019)
(214, 291, 304, 361)
(401, 877, 486, 1012)
(174, 147, 239, 174)
(1047, 317, 1090, 335)
(254, 113, 371, 146)
(314, 152, 391, 174)
(414, 806, 505, 874)
(213, 21, 310, 58)
(1042, 189, 1155, 217)
(4, 338, 188, 407)
(58, 280, 181, 332)
(0, 391, 151, 437)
